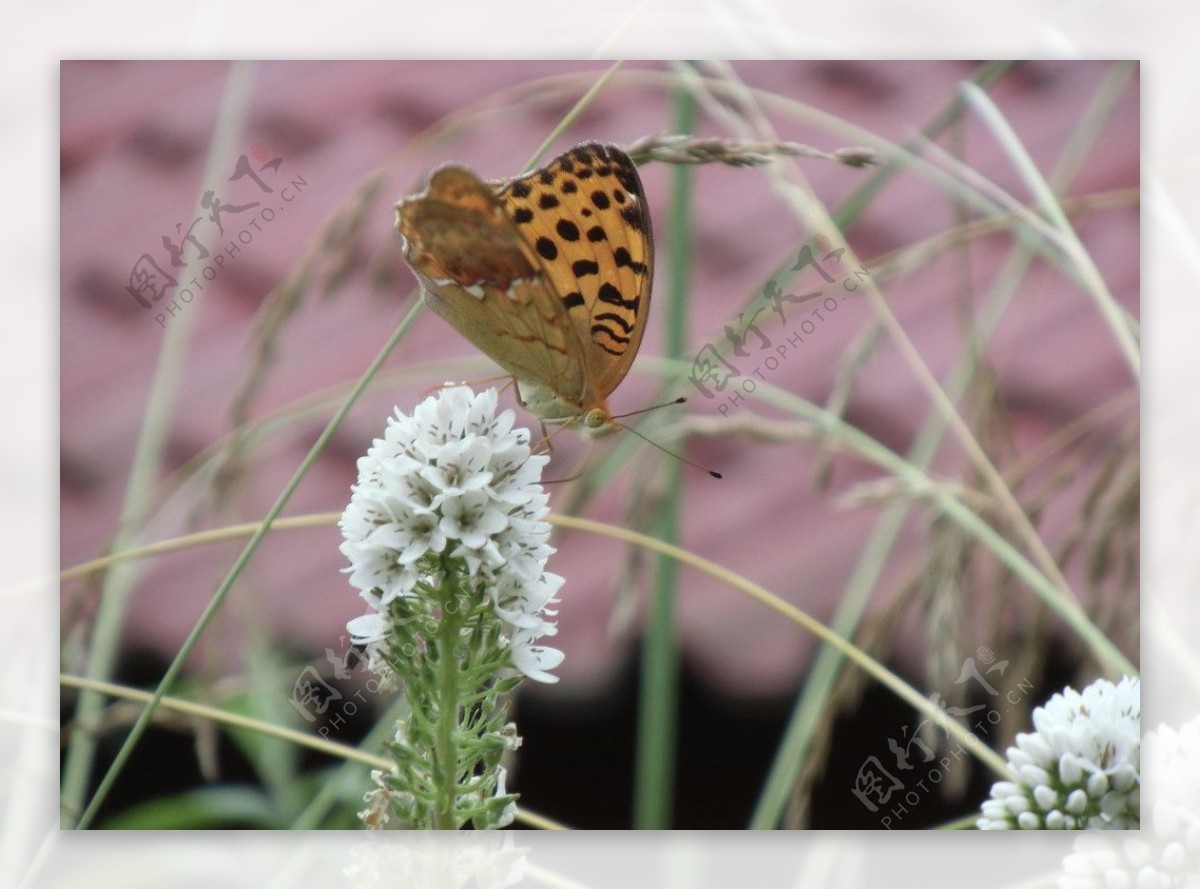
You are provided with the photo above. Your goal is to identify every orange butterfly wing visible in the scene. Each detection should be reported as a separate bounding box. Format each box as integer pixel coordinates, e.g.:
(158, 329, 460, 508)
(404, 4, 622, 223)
(395, 143, 654, 431)
(496, 143, 654, 406)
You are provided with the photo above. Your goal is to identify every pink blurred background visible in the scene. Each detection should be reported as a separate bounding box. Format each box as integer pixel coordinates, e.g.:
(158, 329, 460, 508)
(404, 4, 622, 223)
(60, 60, 1138, 824)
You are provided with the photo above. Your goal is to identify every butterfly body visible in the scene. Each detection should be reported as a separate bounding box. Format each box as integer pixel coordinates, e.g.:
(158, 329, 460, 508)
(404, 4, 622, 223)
(396, 143, 653, 436)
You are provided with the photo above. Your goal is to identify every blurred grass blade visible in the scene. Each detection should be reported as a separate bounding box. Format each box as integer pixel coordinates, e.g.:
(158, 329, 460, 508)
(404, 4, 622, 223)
(73, 300, 424, 829)
(750, 63, 1139, 828)
(61, 60, 257, 828)
(634, 81, 694, 830)
(959, 79, 1140, 378)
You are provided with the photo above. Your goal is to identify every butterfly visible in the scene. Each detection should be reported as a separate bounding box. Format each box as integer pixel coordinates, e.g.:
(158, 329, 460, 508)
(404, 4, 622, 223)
(395, 142, 653, 436)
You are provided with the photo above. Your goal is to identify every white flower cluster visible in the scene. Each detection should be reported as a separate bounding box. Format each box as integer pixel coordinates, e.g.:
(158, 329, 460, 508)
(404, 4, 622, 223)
(340, 385, 564, 683)
(978, 676, 1140, 830)
(1060, 715, 1200, 887)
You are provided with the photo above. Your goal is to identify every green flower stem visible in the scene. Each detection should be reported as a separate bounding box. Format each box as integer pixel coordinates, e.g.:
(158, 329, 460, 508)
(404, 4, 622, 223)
(433, 567, 465, 830)
(376, 558, 519, 829)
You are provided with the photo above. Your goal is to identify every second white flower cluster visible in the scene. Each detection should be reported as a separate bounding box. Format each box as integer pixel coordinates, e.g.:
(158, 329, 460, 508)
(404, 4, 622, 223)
(979, 676, 1140, 830)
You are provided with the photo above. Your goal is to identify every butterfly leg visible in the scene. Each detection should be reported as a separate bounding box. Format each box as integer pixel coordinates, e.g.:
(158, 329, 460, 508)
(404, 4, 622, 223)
(508, 377, 553, 454)
(531, 420, 554, 457)
(509, 375, 526, 409)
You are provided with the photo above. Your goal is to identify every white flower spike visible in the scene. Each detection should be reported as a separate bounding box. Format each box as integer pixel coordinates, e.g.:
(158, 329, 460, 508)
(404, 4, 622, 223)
(340, 386, 563, 829)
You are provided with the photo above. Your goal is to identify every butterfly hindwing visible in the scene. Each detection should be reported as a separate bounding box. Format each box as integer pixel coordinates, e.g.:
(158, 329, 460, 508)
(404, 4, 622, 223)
(396, 165, 578, 393)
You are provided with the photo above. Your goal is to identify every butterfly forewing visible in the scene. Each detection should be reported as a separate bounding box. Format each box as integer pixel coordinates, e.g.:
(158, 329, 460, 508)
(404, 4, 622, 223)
(496, 143, 653, 406)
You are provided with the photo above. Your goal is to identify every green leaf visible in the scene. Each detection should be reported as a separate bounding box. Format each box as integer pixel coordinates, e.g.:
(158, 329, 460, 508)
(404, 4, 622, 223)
(100, 785, 279, 829)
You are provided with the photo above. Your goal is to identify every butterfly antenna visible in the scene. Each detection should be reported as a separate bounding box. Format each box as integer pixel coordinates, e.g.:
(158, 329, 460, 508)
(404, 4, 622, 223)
(611, 395, 688, 422)
(613, 399, 723, 479)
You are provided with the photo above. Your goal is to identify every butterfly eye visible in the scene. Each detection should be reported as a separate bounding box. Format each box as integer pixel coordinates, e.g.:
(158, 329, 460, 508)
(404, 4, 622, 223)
(582, 408, 613, 435)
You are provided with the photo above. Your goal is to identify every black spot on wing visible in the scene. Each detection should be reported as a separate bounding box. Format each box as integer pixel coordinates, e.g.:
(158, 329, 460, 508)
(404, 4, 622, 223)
(594, 310, 633, 334)
(572, 259, 600, 277)
(586, 225, 606, 242)
(597, 281, 639, 312)
(613, 246, 647, 275)
(620, 203, 647, 235)
(510, 180, 531, 199)
(570, 145, 596, 164)
(590, 323, 630, 355)
(556, 219, 580, 241)
(512, 207, 533, 224)
(536, 237, 557, 261)
(562, 291, 585, 309)
(539, 193, 559, 210)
